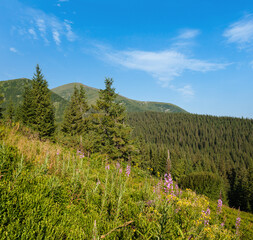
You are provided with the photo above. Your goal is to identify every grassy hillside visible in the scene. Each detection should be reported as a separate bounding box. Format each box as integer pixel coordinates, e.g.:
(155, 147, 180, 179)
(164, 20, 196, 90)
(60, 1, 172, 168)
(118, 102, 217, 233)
(51, 82, 187, 113)
(0, 78, 69, 122)
(0, 123, 253, 239)
(127, 112, 253, 213)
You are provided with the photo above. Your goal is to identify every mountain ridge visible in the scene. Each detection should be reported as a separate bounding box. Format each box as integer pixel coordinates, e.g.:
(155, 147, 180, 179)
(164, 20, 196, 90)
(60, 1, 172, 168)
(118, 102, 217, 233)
(51, 82, 187, 113)
(0, 78, 187, 121)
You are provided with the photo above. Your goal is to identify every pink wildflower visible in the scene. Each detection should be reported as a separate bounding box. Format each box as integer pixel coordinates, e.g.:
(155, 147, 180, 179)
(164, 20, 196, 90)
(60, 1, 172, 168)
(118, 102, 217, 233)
(236, 217, 241, 235)
(105, 164, 110, 170)
(202, 208, 211, 226)
(116, 162, 120, 169)
(164, 173, 174, 194)
(126, 165, 131, 177)
(217, 198, 222, 214)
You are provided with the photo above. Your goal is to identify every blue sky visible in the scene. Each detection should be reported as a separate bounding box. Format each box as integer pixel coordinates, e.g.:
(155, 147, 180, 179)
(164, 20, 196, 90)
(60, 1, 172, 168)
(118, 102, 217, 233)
(0, 0, 253, 118)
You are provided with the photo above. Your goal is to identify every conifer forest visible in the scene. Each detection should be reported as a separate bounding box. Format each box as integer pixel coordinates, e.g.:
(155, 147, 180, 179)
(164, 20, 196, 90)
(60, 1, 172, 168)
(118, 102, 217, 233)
(0, 65, 252, 239)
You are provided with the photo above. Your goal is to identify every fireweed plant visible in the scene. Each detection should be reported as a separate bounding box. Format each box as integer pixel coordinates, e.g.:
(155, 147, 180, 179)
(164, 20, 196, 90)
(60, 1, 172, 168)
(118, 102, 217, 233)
(0, 125, 250, 239)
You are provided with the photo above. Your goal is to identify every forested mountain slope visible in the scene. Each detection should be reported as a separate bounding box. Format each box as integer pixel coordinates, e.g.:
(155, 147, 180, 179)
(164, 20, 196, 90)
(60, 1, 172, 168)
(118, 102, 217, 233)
(127, 112, 253, 213)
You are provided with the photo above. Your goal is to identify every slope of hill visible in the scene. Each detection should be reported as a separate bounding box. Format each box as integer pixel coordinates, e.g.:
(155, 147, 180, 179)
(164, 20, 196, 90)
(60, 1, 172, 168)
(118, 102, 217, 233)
(127, 112, 253, 213)
(0, 78, 69, 122)
(51, 82, 187, 113)
(1, 123, 253, 239)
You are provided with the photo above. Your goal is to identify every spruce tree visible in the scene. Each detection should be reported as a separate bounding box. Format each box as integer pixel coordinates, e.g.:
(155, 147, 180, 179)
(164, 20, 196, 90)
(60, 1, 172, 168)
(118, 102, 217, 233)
(93, 78, 134, 160)
(61, 85, 89, 136)
(21, 64, 55, 138)
(0, 85, 4, 119)
(5, 99, 15, 122)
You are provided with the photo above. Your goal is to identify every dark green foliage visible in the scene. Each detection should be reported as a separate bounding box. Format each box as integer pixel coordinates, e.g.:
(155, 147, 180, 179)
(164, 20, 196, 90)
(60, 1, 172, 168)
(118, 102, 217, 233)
(92, 78, 134, 160)
(20, 65, 55, 138)
(61, 85, 90, 136)
(5, 99, 15, 122)
(0, 84, 4, 119)
(179, 172, 225, 200)
(128, 112, 253, 212)
(0, 78, 69, 122)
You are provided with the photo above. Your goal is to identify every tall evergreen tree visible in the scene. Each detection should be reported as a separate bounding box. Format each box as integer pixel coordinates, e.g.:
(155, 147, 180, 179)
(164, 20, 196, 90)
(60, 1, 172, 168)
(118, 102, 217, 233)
(5, 99, 15, 122)
(21, 64, 55, 138)
(93, 78, 134, 160)
(61, 85, 89, 136)
(0, 84, 4, 119)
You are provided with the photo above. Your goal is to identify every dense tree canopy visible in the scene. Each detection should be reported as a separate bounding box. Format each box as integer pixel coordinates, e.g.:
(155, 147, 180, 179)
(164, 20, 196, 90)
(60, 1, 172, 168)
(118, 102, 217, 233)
(20, 65, 55, 138)
(61, 85, 90, 136)
(92, 78, 134, 160)
(128, 112, 253, 212)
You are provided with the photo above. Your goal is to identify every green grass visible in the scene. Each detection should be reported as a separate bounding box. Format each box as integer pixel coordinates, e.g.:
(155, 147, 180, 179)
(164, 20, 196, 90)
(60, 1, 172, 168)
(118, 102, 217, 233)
(0, 123, 252, 239)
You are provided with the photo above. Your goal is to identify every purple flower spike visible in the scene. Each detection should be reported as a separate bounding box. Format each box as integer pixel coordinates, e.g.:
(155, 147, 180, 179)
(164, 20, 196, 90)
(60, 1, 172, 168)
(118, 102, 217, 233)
(105, 164, 110, 170)
(236, 217, 241, 235)
(202, 208, 211, 226)
(217, 198, 222, 214)
(116, 162, 120, 169)
(126, 165, 131, 177)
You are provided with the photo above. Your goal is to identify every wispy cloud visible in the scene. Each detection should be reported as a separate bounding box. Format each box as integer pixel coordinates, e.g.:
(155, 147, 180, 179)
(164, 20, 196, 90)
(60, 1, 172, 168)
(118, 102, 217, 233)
(94, 45, 228, 97)
(52, 30, 61, 45)
(224, 14, 253, 49)
(176, 85, 194, 97)
(9, 47, 18, 53)
(177, 29, 200, 40)
(58, 0, 69, 2)
(13, 4, 77, 46)
(98, 46, 228, 84)
(28, 28, 37, 39)
(171, 29, 200, 50)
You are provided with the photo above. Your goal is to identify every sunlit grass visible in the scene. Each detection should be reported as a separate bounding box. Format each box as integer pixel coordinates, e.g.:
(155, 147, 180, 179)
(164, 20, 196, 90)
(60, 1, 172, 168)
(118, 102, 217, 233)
(0, 123, 252, 239)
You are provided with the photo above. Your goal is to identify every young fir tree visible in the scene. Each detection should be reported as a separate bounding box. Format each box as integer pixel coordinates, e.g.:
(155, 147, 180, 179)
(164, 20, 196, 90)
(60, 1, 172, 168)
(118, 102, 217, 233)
(21, 64, 55, 138)
(5, 99, 15, 123)
(93, 78, 134, 160)
(0, 85, 4, 119)
(61, 85, 89, 136)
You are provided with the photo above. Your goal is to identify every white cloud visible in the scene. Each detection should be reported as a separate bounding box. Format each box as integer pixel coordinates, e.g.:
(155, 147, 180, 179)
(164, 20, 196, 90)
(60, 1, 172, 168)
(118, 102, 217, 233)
(177, 29, 200, 39)
(13, 6, 77, 46)
(28, 28, 37, 39)
(64, 20, 76, 41)
(36, 18, 46, 35)
(95, 45, 228, 97)
(224, 14, 253, 48)
(9, 47, 17, 53)
(52, 30, 61, 45)
(176, 85, 194, 97)
(99, 46, 228, 85)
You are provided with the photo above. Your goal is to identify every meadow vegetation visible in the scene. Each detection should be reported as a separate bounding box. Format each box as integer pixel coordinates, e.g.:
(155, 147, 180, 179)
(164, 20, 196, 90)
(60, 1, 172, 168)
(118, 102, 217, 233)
(0, 66, 253, 239)
(1, 124, 253, 239)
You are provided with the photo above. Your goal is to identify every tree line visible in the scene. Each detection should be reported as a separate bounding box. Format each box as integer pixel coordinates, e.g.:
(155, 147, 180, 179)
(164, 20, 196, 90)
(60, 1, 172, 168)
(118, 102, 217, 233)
(127, 111, 253, 213)
(1, 65, 253, 213)
(1, 65, 134, 162)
